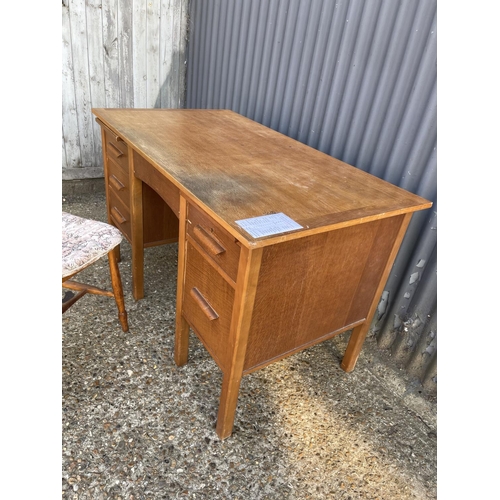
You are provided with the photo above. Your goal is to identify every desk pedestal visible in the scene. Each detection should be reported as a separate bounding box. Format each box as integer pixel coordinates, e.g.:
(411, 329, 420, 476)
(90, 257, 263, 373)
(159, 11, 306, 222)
(174, 197, 412, 439)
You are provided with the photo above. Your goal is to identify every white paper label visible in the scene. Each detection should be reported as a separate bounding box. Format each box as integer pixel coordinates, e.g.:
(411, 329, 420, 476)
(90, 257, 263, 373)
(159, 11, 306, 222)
(235, 213, 303, 238)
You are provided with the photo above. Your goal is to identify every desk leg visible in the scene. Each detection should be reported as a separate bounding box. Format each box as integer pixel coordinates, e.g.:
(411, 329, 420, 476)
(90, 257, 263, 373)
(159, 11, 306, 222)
(174, 196, 190, 366)
(340, 212, 413, 372)
(216, 246, 263, 439)
(130, 169, 145, 300)
(340, 323, 370, 372)
(131, 246, 144, 301)
(217, 370, 245, 440)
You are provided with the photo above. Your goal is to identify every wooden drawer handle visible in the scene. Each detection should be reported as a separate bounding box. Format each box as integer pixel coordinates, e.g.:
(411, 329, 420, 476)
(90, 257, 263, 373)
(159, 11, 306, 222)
(95, 118, 124, 142)
(190, 287, 219, 321)
(193, 225, 226, 256)
(111, 206, 127, 224)
(108, 142, 125, 157)
(109, 174, 125, 191)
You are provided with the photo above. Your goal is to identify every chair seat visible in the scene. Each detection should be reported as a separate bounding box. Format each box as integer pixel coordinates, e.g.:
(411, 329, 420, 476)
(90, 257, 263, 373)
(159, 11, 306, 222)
(62, 212, 123, 279)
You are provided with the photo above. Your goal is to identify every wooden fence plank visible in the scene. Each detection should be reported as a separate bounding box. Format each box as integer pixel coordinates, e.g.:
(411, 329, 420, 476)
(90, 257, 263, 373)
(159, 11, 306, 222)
(147, 0, 161, 108)
(62, 1, 81, 171)
(86, 0, 107, 172)
(102, 0, 120, 107)
(68, 0, 95, 168)
(132, 0, 148, 108)
(118, 0, 134, 108)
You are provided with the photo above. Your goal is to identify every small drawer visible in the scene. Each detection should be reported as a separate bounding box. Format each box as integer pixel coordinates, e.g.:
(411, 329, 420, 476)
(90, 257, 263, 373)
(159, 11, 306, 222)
(105, 130, 128, 170)
(107, 173, 129, 210)
(107, 153, 129, 183)
(186, 203, 241, 283)
(106, 152, 130, 203)
(182, 241, 235, 371)
(108, 190, 132, 241)
(103, 124, 126, 149)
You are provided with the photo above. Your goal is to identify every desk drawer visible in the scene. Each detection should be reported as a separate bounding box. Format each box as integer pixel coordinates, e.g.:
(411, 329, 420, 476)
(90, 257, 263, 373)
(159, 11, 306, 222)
(107, 158, 129, 207)
(104, 129, 128, 171)
(182, 241, 234, 370)
(107, 153, 129, 185)
(186, 203, 240, 283)
(108, 190, 132, 241)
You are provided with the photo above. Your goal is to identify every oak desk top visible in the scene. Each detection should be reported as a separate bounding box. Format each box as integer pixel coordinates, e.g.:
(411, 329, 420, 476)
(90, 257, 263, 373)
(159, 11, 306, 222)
(93, 108, 431, 247)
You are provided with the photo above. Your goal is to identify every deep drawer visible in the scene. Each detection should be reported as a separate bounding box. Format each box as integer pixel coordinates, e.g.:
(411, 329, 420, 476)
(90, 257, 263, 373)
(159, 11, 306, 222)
(108, 190, 132, 242)
(182, 241, 235, 371)
(186, 203, 241, 283)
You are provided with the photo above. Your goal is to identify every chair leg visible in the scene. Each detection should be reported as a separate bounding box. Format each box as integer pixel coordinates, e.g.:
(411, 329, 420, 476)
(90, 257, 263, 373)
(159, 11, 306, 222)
(108, 249, 129, 332)
(62, 289, 87, 313)
(112, 243, 121, 263)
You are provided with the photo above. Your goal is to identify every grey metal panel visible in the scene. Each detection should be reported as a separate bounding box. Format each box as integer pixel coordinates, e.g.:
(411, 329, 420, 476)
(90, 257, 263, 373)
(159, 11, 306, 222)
(186, 0, 437, 394)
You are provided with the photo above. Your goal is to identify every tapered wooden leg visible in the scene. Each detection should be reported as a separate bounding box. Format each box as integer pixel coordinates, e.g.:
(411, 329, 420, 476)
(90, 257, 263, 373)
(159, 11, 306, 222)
(216, 369, 244, 439)
(174, 195, 189, 366)
(340, 323, 369, 372)
(131, 246, 144, 301)
(130, 160, 145, 300)
(108, 249, 129, 332)
(174, 316, 190, 366)
(215, 246, 263, 439)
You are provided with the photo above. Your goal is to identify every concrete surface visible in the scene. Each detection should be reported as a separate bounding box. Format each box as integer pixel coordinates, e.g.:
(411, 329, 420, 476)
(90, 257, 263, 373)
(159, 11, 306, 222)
(62, 190, 437, 499)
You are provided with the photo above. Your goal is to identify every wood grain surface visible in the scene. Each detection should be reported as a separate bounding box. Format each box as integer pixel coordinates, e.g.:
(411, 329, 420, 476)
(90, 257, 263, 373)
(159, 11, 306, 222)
(92, 108, 432, 247)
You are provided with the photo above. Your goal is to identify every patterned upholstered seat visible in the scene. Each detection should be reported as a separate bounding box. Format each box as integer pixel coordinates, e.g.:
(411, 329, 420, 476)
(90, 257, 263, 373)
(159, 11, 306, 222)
(62, 212, 129, 331)
(62, 212, 123, 278)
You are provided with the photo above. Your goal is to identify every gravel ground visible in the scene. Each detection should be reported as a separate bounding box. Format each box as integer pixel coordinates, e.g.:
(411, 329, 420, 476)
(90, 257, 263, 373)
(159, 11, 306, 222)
(62, 191, 437, 500)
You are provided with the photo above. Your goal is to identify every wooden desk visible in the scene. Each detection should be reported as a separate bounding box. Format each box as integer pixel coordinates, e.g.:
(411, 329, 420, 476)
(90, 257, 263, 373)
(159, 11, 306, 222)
(93, 108, 432, 439)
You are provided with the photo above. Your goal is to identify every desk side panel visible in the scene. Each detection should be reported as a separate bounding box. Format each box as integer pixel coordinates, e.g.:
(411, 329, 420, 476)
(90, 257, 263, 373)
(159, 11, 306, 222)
(344, 214, 406, 325)
(243, 218, 402, 372)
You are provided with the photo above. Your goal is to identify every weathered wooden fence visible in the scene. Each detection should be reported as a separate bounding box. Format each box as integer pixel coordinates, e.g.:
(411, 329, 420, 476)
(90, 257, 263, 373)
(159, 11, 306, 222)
(62, 0, 188, 180)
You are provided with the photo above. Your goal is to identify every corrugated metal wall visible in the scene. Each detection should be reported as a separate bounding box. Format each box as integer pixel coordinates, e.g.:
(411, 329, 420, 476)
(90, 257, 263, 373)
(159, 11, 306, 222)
(186, 0, 437, 394)
(62, 0, 188, 180)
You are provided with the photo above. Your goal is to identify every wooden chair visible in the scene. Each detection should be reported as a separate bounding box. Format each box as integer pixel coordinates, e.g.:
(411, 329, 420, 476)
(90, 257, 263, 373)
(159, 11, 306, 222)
(62, 212, 129, 332)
